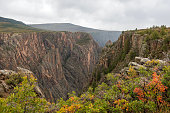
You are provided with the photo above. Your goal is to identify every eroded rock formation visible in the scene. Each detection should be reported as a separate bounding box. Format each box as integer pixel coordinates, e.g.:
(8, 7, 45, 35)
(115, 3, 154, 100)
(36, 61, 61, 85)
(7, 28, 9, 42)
(92, 28, 169, 86)
(0, 32, 99, 102)
(97, 30, 169, 73)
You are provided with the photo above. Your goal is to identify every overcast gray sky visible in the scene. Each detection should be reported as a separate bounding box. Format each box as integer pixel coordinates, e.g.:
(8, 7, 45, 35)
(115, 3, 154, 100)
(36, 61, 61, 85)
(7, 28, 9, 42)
(0, 0, 169, 30)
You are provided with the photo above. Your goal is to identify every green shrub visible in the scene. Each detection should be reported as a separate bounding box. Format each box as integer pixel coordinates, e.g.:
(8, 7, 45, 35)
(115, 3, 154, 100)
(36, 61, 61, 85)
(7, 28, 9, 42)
(162, 66, 170, 102)
(162, 36, 170, 52)
(56, 60, 169, 113)
(0, 75, 51, 113)
(150, 30, 160, 39)
(5, 74, 23, 87)
(129, 51, 137, 60)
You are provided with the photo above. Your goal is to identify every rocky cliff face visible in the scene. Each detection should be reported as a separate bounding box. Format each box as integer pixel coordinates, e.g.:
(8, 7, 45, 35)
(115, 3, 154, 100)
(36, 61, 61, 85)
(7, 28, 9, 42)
(0, 31, 99, 102)
(92, 27, 169, 86)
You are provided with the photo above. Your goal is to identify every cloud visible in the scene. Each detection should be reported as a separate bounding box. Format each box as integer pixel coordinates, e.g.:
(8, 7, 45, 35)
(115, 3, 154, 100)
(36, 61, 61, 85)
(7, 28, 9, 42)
(0, 0, 169, 30)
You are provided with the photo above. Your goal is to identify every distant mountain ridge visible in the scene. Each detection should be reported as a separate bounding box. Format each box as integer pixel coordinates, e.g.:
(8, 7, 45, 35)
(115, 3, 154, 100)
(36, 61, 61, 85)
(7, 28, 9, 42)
(30, 23, 107, 32)
(30, 23, 122, 46)
(0, 17, 25, 25)
(0, 17, 41, 32)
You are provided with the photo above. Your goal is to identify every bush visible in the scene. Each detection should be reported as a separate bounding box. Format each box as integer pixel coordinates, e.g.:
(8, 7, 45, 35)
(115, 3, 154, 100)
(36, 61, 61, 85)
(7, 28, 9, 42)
(150, 30, 160, 39)
(56, 59, 169, 112)
(5, 74, 23, 87)
(162, 66, 170, 102)
(129, 51, 137, 60)
(0, 75, 51, 113)
(162, 36, 170, 52)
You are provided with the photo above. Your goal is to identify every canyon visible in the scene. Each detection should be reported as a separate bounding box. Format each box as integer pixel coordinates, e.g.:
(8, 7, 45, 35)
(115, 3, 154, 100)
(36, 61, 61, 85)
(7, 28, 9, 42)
(0, 17, 169, 105)
(0, 31, 99, 102)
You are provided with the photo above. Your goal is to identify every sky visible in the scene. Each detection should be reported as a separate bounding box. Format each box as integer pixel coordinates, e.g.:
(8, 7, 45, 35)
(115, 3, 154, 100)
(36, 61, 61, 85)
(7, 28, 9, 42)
(0, 0, 169, 31)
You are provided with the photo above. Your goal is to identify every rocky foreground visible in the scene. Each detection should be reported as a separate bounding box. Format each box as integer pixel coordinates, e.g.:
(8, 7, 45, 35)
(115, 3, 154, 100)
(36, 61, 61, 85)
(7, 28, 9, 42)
(55, 56, 169, 112)
(0, 67, 44, 98)
(1, 56, 169, 112)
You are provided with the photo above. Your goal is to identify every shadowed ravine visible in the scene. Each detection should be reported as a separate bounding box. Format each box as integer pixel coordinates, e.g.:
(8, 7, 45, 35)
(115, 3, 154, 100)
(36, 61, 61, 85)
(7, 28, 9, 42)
(0, 31, 100, 102)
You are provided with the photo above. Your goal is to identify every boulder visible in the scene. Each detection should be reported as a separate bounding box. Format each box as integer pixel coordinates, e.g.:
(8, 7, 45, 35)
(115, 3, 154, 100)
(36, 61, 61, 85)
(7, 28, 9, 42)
(0, 70, 16, 76)
(34, 86, 45, 98)
(129, 62, 146, 70)
(140, 58, 150, 64)
(129, 62, 139, 66)
(1, 80, 9, 92)
(157, 60, 167, 65)
(17, 67, 33, 75)
(120, 67, 129, 74)
(135, 57, 150, 65)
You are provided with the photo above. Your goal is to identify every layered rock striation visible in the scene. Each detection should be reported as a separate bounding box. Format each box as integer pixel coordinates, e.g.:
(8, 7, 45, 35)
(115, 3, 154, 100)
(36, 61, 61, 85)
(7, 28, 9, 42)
(0, 31, 99, 102)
